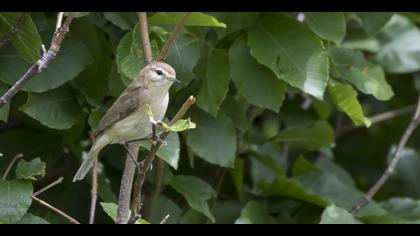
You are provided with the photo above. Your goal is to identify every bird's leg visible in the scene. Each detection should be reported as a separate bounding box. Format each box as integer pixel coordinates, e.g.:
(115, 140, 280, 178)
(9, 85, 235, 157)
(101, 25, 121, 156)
(151, 122, 167, 146)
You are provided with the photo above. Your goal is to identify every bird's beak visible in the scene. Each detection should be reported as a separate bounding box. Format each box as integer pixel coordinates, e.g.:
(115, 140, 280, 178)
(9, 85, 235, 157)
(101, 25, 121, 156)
(168, 76, 181, 84)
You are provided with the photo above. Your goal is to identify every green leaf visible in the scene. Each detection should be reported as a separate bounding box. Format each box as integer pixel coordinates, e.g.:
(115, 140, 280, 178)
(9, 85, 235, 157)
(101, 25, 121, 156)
(115, 26, 159, 80)
(392, 147, 420, 197)
(16, 213, 49, 224)
(235, 201, 276, 224)
(140, 131, 180, 169)
(0, 35, 93, 92)
(312, 98, 332, 119)
(149, 12, 226, 28)
(0, 180, 33, 224)
(180, 209, 207, 224)
(162, 118, 196, 132)
(276, 120, 334, 150)
(330, 47, 394, 100)
(100, 202, 118, 222)
(15, 158, 45, 180)
(381, 198, 420, 221)
(169, 175, 215, 222)
(149, 196, 182, 224)
(103, 12, 137, 31)
(305, 12, 346, 45)
(320, 204, 362, 224)
(328, 80, 371, 127)
(210, 12, 260, 38)
(19, 85, 84, 130)
(357, 12, 394, 35)
(214, 202, 243, 224)
(376, 14, 420, 73)
(292, 156, 318, 177)
(316, 158, 356, 188)
(229, 35, 285, 112)
(0, 82, 10, 122)
(196, 49, 230, 116)
(186, 109, 237, 167)
(167, 34, 202, 86)
(248, 13, 329, 99)
(229, 158, 244, 194)
(0, 13, 41, 63)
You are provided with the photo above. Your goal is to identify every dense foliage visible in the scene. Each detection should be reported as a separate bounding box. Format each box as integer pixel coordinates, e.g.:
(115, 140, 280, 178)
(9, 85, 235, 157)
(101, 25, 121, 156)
(1, 12, 420, 224)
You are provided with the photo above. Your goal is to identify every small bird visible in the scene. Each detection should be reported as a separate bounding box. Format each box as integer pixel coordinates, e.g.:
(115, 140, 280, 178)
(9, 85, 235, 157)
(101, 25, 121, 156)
(73, 61, 178, 182)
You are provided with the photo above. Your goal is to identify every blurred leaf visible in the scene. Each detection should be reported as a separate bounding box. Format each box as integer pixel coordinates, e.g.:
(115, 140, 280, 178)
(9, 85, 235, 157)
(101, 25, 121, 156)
(0, 35, 93, 92)
(393, 147, 420, 197)
(330, 47, 394, 100)
(210, 12, 260, 38)
(235, 201, 276, 224)
(15, 158, 45, 180)
(229, 158, 244, 194)
(305, 12, 346, 45)
(312, 99, 332, 119)
(196, 49, 230, 116)
(316, 158, 356, 188)
(186, 109, 237, 167)
(376, 14, 420, 73)
(328, 80, 371, 127)
(169, 175, 215, 222)
(214, 202, 243, 224)
(161, 118, 196, 132)
(16, 213, 49, 224)
(320, 204, 362, 224)
(357, 12, 393, 35)
(149, 12, 226, 28)
(100, 202, 118, 222)
(276, 120, 334, 150)
(229, 35, 285, 112)
(381, 198, 420, 221)
(248, 13, 329, 99)
(0, 13, 41, 63)
(180, 209, 207, 224)
(149, 196, 182, 224)
(0, 82, 10, 122)
(292, 156, 318, 177)
(0, 180, 32, 224)
(103, 12, 136, 31)
(19, 85, 84, 130)
(221, 95, 251, 131)
(141, 131, 180, 169)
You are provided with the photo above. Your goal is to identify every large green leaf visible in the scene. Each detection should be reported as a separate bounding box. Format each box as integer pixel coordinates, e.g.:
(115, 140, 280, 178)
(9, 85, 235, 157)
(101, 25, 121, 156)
(0, 35, 92, 92)
(196, 49, 230, 116)
(0, 13, 41, 63)
(16, 213, 49, 224)
(376, 14, 420, 74)
(357, 12, 394, 35)
(210, 12, 260, 38)
(276, 120, 334, 150)
(0, 82, 10, 122)
(15, 158, 46, 180)
(248, 13, 329, 99)
(149, 12, 226, 28)
(229, 35, 285, 112)
(235, 201, 276, 224)
(328, 80, 371, 127)
(19, 85, 84, 130)
(0, 180, 33, 224)
(330, 47, 394, 100)
(100, 202, 150, 224)
(186, 109, 237, 167)
(320, 204, 362, 224)
(381, 198, 420, 221)
(140, 131, 180, 169)
(305, 12, 346, 45)
(392, 147, 420, 197)
(149, 196, 182, 224)
(103, 12, 137, 31)
(169, 175, 215, 222)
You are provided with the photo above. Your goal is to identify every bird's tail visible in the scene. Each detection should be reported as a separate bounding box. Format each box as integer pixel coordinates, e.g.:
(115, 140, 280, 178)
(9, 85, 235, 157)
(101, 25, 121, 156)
(73, 134, 110, 182)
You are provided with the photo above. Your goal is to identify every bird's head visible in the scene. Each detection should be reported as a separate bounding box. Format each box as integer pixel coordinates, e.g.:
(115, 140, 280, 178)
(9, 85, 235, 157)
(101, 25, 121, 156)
(143, 61, 179, 89)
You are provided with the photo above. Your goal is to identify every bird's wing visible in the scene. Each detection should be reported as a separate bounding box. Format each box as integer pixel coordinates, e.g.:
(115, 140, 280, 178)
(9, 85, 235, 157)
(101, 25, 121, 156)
(93, 83, 144, 136)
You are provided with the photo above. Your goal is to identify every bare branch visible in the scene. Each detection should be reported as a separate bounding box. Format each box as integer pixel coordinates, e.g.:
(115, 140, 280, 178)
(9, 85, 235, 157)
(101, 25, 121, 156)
(32, 195, 80, 224)
(33, 177, 64, 197)
(128, 96, 196, 224)
(89, 159, 98, 224)
(158, 12, 192, 61)
(0, 12, 31, 49)
(351, 94, 420, 215)
(0, 12, 75, 109)
(2, 153, 23, 180)
(137, 12, 153, 64)
(142, 158, 164, 220)
(55, 12, 64, 30)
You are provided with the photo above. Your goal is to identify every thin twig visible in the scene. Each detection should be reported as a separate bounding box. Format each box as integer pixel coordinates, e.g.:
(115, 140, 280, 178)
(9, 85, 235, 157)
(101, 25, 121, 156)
(142, 158, 164, 219)
(89, 159, 98, 224)
(351, 95, 420, 215)
(128, 96, 196, 224)
(158, 12, 192, 61)
(137, 12, 153, 64)
(0, 12, 31, 49)
(160, 214, 170, 224)
(206, 168, 227, 224)
(32, 195, 80, 224)
(2, 153, 23, 180)
(33, 177, 64, 197)
(0, 12, 75, 109)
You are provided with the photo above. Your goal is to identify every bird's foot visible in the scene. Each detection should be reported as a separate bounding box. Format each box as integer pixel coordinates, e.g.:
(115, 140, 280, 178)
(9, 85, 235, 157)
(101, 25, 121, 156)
(150, 134, 167, 146)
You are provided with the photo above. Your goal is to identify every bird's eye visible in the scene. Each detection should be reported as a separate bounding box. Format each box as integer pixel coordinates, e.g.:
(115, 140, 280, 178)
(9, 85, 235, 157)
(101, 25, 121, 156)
(156, 69, 163, 75)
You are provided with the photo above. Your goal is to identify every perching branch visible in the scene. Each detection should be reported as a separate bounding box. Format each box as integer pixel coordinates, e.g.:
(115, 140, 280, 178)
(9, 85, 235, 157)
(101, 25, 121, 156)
(0, 12, 75, 109)
(142, 158, 164, 220)
(2, 153, 23, 180)
(351, 94, 420, 215)
(158, 12, 191, 61)
(0, 12, 31, 49)
(128, 96, 196, 224)
(137, 12, 153, 64)
(89, 159, 98, 224)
